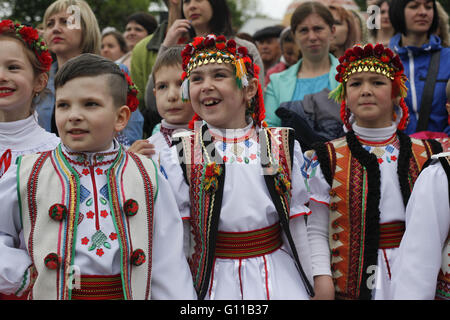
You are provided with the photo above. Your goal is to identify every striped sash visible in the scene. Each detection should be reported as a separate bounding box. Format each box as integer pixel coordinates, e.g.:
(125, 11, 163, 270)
(215, 223, 282, 259)
(379, 221, 405, 249)
(71, 274, 124, 300)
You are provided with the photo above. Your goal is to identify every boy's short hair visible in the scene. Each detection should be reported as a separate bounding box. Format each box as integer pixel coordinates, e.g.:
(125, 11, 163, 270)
(54, 53, 128, 107)
(151, 45, 184, 85)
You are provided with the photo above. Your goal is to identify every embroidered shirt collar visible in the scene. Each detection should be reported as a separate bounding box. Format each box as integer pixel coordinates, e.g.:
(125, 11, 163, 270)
(61, 139, 120, 167)
(207, 118, 255, 141)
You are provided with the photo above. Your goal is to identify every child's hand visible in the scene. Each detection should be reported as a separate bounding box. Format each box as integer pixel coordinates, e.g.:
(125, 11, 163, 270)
(128, 140, 155, 158)
(162, 19, 191, 47)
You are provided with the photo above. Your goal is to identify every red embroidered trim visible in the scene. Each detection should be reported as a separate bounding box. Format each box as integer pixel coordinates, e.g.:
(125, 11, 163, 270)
(71, 274, 124, 300)
(356, 133, 397, 147)
(379, 221, 405, 249)
(209, 126, 256, 143)
(127, 152, 155, 300)
(215, 223, 282, 259)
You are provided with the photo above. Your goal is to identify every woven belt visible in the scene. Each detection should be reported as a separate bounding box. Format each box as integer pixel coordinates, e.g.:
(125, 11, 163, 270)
(71, 274, 124, 300)
(215, 223, 283, 259)
(379, 221, 405, 249)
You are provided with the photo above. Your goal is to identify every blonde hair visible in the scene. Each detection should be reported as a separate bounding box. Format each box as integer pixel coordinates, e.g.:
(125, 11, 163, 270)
(43, 0, 101, 55)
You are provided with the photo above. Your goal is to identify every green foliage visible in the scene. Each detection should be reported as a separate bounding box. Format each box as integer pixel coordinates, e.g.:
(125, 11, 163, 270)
(0, 0, 154, 30)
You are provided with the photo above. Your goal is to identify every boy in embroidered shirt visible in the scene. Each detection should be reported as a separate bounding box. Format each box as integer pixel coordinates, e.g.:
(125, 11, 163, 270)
(0, 53, 196, 300)
(304, 43, 443, 300)
(159, 34, 315, 300)
(129, 46, 194, 164)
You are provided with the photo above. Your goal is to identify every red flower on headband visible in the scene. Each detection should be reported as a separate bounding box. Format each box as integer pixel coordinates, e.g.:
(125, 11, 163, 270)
(192, 37, 204, 49)
(18, 26, 39, 45)
(123, 71, 139, 112)
(374, 43, 384, 57)
(0, 19, 14, 32)
(0, 19, 52, 72)
(363, 43, 373, 57)
(37, 50, 52, 71)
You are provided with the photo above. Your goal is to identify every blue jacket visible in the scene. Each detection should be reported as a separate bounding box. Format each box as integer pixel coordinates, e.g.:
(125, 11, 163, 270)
(264, 54, 340, 127)
(390, 34, 450, 135)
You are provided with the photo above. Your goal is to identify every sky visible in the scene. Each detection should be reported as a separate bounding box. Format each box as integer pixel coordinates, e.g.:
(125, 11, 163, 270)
(258, 0, 293, 20)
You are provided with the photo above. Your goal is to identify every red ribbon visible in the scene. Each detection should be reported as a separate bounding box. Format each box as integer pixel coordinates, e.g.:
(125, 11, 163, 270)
(0, 149, 12, 178)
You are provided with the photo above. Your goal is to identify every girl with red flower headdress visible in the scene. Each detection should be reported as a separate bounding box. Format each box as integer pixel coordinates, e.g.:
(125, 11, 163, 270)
(0, 19, 60, 300)
(159, 34, 315, 300)
(304, 43, 444, 300)
(0, 20, 59, 180)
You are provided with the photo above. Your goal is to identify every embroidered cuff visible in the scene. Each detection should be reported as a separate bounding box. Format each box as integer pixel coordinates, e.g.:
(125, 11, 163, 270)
(290, 211, 312, 219)
(14, 265, 37, 298)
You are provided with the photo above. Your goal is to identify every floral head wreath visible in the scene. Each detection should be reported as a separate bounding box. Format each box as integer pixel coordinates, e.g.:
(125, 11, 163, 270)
(0, 19, 52, 72)
(329, 43, 409, 131)
(181, 34, 267, 129)
(122, 71, 139, 112)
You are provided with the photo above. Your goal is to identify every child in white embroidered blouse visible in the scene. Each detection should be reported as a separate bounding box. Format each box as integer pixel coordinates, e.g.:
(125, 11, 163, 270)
(0, 20, 59, 180)
(159, 35, 315, 300)
(128, 46, 194, 165)
(0, 53, 196, 300)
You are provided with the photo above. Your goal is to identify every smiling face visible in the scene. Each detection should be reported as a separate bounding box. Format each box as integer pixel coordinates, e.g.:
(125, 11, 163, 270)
(188, 63, 257, 129)
(124, 21, 149, 50)
(345, 72, 397, 128)
(0, 37, 47, 121)
(153, 64, 194, 125)
(55, 75, 129, 152)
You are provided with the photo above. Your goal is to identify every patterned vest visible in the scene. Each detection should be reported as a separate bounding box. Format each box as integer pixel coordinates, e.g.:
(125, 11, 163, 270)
(174, 125, 314, 300)
(17, 145, 158, 300)
(314, 131, 441, 300)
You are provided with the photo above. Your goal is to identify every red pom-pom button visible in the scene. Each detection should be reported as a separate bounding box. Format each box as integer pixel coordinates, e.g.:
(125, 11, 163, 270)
(44, 253, 60, 270)
(123, 199, 139, 217)
(130, 249, 146, 266)
(48, 204, 67, 221)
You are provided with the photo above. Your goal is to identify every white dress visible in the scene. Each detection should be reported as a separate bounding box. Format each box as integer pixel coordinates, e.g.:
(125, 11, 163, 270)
(0, 113, 60, 178)
(0, 141, 196, 299)
(391, 156, 450, 299)
(305, 123, 407, 300)
(160, 121, 313, 300)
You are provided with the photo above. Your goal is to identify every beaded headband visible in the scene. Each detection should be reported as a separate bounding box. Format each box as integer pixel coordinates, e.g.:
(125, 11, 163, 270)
(0, 19, 52, 72)
(329, 43, 409, 131)
(181, 34, 266, 128)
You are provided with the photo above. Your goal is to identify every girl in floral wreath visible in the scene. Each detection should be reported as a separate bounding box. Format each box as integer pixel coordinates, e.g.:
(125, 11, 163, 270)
(0, 19, 60, 301)
(0, 20, 59, 180)
(159, 34, 316, 300)
(304, 43, 443, 300)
